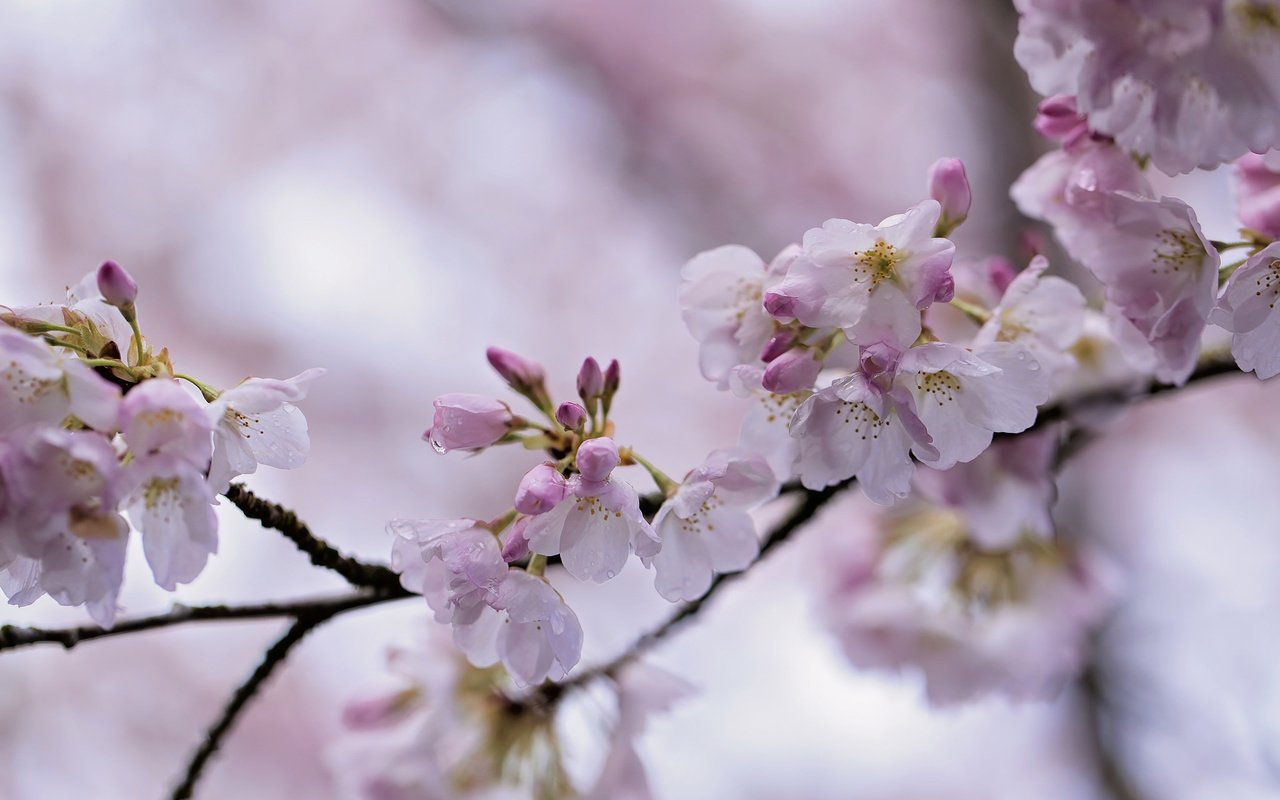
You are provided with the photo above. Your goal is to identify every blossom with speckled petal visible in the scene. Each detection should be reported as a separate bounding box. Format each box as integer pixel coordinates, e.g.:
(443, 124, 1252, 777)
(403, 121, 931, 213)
(122, 453, 218, 591)
(0, 427, 128, 625)
(729, 365, 806, 482)
(646, 448, 777, 601)
(524, 438, 658, 583)
(119, 378, 213, 468)
(1211, 241, 1280, 379)
(206, 369, 324, 492)
(973, 256, 1086, 380)
(0, 327, 120, 434)
(763, 200, 955, 345)
(1070, 192, 1220, 384)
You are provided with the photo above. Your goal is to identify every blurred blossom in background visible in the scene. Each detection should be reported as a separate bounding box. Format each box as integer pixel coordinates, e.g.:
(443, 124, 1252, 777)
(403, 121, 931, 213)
(1, 0, 1276, 798)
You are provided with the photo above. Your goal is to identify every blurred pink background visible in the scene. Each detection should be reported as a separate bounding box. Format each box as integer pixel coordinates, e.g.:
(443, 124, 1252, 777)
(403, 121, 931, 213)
(2, 1, 1278, 798)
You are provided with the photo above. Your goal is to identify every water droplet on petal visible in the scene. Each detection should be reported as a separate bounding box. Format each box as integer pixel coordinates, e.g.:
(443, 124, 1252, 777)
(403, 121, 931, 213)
(606, 569, 616, 579)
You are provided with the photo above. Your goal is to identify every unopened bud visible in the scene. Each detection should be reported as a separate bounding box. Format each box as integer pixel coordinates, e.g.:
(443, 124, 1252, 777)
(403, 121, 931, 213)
(576, 437, 620, 482)
(762, 348, 820, 394)
(928, 157, 971, 236)
(501, 517, 532, 562)
(556, 401, 588, 430)
(96, 260, 138, 311)
(424, 394, 513, 453)
(577, 357, 604, 402)
(515, 463, 570, 515)
(759, 331, 795, 363)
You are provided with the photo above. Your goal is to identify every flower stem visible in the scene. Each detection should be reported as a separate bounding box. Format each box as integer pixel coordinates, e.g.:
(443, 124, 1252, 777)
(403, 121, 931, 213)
(949, 297, 992, 323)
(175, 373, 220, 402)
(526, 554, 547, 577)
(626, 449, 679, 496)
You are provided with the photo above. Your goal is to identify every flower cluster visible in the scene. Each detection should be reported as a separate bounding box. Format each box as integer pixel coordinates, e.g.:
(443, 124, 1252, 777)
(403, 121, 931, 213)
(1014, 0, 1280, 175)
(680, 161, 1104, 504)
(331, 629, 691, 800)
(819, 432, 1118, 704)
(392, 348, 780, 687)
(0, 263, 320, 624)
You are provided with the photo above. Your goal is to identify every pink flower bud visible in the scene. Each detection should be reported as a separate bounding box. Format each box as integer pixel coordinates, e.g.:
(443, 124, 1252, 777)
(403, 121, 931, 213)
(859, 342, 901, 383)
(576, 437, 619, 482)
(556, 401, 588, 430)
(931, 272, 956, 304)
(759, 331, 794, 363)
(96, 260, 138, 309)
(486, 347, 545, 392)
(424, 393, 512, 453)
(603, 358, 621, 396)
(1235, 152, 1280, 239)
(928, 158, 971, 234)
(515, 463, 570, 515)
(577, 357, 604, 402)
(762, 348, 821, 394)
(1033, 95, 1089, 146)
(502, 517, 532, 562)
(763, 290, 798, 321)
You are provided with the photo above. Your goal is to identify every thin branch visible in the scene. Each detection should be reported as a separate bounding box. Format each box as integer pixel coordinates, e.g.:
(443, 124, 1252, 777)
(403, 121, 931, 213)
(169, 615, 322, 800)
(1080, 662, 1145, 800)
(0, 587, 412, 654)
(223, 484, 404, 593)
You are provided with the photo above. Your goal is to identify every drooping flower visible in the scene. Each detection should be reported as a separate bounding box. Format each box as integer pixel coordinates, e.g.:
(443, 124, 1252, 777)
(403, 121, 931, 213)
(679, 244, 795, 388)
(0, 427, 128, 625)
(423, 394, 515, 454)
(646, 449, 778, 601)
(0, 327, 120, 434)
(118, 379, 218, 590)
(1070, 192, 1220, 384)
(206, 369, 324, 492)
(1210, 241, 1280, 379)
(524, 438, 659, 582)
(1014, 0, 1280, 174)
(764, 201, 955, 345)
(389, 519, 584, 686)
(821, 436, 1117, 704)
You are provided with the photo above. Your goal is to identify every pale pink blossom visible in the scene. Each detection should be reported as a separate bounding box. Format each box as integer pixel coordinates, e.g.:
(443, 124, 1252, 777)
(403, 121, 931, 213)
(0, 327, 120, 434)
(1015, 0, 1280, 174)
(760, 347, 821, 394)
(122, 454, 218, 590)
(973, 256, 1087, 379)
(899, 342, 1052, 470)
(1234, 151, 1280, 239)
(1071, 192, 1220, 384)
(119, 378, 213, 468)
(207, 369, 323, 492)
(790, 353, 937, 504)
(764, 201, 955, 345)
(822, 441, 1117, 703)
(728, 365, 804, 481)
(389, 518, 507, 628)
(645, 448, 778, 601)
(0, 428, 128, 624)
(1010, 137, 1151, 263)
(679, 244, 794, 388)
(525, 470, 659, 583)
(1210, 241, 1280, 379)
(423, 393, 514, 453)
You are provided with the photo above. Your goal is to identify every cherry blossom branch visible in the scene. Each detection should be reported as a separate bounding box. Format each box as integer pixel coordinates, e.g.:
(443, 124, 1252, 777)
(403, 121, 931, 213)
(169, 615, 322, 800)
(538, 477, 852, 703)
(0, 587, 412, 653)
(223, 484, 404, 593)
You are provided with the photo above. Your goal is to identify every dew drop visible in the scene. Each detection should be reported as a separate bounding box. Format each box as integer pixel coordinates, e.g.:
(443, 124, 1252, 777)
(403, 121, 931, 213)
(606, 569, 616, 579)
